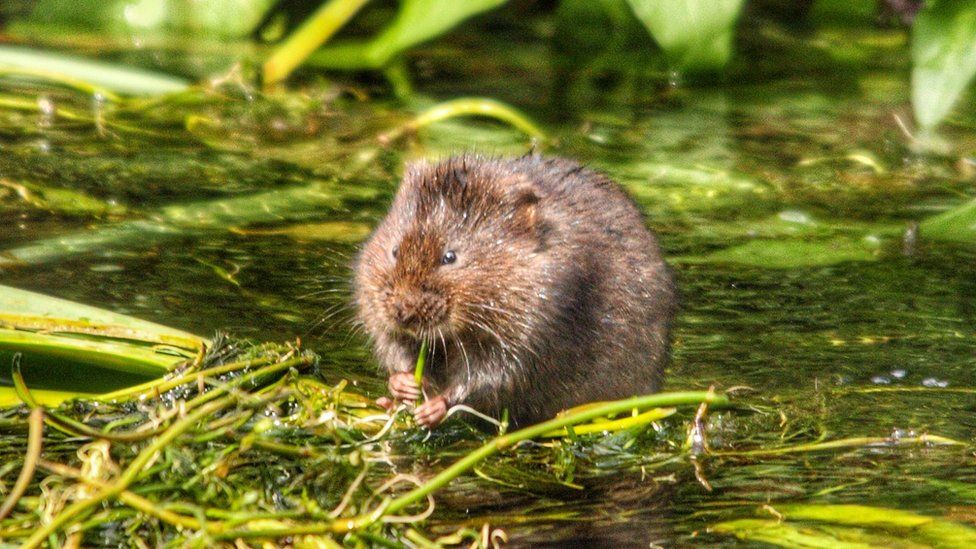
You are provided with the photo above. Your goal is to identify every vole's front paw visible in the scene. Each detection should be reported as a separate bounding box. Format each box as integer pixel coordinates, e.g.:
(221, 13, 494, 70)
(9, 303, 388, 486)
(388, 372, 421, 403)
(414, 395, 448, 428)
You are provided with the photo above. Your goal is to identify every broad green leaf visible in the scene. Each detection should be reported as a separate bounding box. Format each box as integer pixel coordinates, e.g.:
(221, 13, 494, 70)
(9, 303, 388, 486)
(712, 518, 882, 548)
(715, 505, 976, 548)
(671, 212, 892, 268)
(0, 284, 206, 402)
(919, 197, 976, 242)
(625, 0, 744, 72)
(19, 0, 275, 39)
(779, 504, 976, 548)
(0, 178, 126, 218)
(911, 1, 976, 130)
(0, 284, 203, 348)
(0, 180, 380, 267)
(310, 0, 509, 69)
(675, 237, 883, 268)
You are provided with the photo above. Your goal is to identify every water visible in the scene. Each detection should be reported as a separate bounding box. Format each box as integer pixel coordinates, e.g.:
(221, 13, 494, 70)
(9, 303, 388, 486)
(2, 16, 976, 547)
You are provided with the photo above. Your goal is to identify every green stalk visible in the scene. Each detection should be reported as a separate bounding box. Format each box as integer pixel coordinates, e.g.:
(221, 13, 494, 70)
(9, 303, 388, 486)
(22, 394, 239, 549)
(0, 408, 43, 520)
(263, 0, 372, 87)
(413, 339, 428, 389)
(37, 460, 202, 530)
(711, 434, 964, 457)
(0, 45, 189, 96)
(385, 390, 727, 515)
(380, 97, 547, 143)
(96, 355, 278, 402)
(183, 355, 310, 410)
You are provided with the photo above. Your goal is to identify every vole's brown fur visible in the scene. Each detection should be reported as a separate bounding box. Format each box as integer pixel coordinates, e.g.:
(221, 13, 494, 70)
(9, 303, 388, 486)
(354, 155, 676, 427)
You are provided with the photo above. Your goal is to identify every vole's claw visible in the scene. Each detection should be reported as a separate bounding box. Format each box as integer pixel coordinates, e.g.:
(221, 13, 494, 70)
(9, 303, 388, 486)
(414, 395, 448, 428)
(389, 371, 421, 402)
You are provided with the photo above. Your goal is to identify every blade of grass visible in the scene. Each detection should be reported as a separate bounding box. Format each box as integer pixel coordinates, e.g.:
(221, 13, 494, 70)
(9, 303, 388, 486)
(0, 408, 43, 520)
(263, 0, 372, 87)
(711, 434, 963, 456)
(0, 45, 190, 96)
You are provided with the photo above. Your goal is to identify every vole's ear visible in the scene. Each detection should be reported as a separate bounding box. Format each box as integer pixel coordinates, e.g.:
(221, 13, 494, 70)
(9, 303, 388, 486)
(503, 177, 542, 232)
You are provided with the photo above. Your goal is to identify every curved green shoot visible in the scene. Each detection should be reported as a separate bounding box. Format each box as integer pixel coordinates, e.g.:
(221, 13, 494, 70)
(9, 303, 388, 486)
(263, 0, 372, 87)
(380, 97, 547, 143)
(383, 391, 727, 517)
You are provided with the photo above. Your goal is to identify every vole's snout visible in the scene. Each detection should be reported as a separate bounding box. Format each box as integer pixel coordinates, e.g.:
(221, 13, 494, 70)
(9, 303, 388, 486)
(388, 290, 448, 332)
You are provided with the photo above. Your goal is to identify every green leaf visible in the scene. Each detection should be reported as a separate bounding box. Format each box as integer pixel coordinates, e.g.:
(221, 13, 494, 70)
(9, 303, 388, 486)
(715, 505, 976, 548)
(778, 504, 976, 548)
(19, 0, 275, 39)
(624, 0, 744, 72)
(911, 1, 976, 130)
(671, 213, 892, 268)
(0, 284, 206, 401)
(712, 518, 881, 548)
(919, 197, 976, 243)
(310, 0, 508, 69)
(676, 237, 883, 268)
(0, 180, 380, 267)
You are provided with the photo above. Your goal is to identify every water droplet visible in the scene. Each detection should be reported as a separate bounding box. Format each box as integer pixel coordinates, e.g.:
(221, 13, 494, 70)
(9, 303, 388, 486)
(90, 264, 125, 272)
(37, 96, 55, 128)
(921, 377, 948, 388)
(870, 375, 891, 385)
(890, 369, 907, 379)
(778, 210, 813, 224)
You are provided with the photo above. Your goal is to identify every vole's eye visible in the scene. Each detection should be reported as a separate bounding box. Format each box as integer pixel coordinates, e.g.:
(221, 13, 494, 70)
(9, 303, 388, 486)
(441, 250, 457, 265)
(391, 245, 399, 260)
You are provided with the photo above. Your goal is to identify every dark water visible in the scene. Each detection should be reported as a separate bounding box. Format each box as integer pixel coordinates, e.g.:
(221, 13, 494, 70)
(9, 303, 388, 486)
(3, 17, 976, 547)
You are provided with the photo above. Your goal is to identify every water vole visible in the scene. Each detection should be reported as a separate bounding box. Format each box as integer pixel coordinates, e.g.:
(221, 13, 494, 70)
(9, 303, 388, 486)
(354, 155, 676, 428)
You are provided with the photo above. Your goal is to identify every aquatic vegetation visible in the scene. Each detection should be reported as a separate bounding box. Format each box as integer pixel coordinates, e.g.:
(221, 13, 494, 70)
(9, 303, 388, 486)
(0, 45, 190, 96)
(713, 504, 976, 548)
(625, 0, 744, 73)
(2, 2, 976, 546)
(912, 1, 976, 132)
(0, 291, 726, 545)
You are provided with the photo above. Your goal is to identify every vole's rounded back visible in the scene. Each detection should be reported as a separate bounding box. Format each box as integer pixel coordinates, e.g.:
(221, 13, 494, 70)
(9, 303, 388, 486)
(354, 155, 676, 427)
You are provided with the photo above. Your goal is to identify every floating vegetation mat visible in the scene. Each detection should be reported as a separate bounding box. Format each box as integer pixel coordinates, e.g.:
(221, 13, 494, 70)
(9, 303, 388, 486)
(0, 333, 731, 547)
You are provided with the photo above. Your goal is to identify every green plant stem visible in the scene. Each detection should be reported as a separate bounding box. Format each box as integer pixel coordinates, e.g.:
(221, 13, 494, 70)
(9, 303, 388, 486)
(97, 355, 278, 402)
(413, 339, 428, 396)
(13, 361, 169, 442)
(183, 355, 310, 410)
(711, 434, 964, 457)
(385, 391, 727, 515)
(539, 406, 676, 438)
(37, 460, 202, 530)
(263, 0, 372, 87)
(379, 97, 547, 143)
(0, 45, 189, 96)
(0, 408, 43, 520)
(22, 394, 239, 549)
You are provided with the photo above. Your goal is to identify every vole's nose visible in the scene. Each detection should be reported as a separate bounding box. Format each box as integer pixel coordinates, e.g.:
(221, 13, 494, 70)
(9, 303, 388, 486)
(392, 298, 418, 327)
(390, 291, 446, 330)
